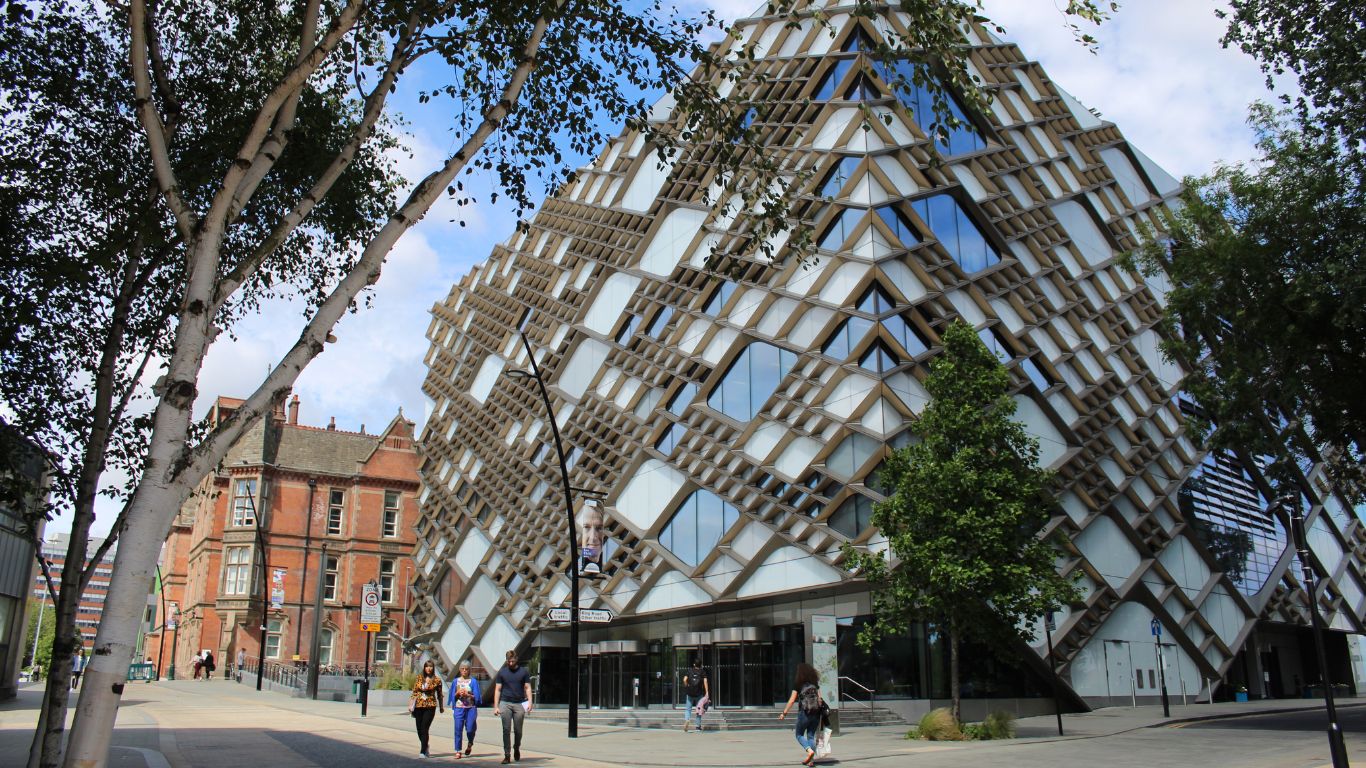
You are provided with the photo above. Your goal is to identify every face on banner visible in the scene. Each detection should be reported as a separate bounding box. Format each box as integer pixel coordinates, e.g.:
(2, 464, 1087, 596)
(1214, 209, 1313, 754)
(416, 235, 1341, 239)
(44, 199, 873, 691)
(271, 568, 286, 608)
(577, 502, 606, 577)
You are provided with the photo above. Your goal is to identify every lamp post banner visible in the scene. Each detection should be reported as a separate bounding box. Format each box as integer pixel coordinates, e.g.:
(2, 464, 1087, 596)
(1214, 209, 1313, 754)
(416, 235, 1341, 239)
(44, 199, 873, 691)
(577, 500, 610, 578)
(271, 568, 287, 609)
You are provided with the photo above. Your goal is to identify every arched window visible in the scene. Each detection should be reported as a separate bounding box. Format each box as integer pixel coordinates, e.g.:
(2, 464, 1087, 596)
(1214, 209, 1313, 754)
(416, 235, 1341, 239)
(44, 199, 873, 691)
(708, 342, 798, 423)
(659, 490, 739, 567)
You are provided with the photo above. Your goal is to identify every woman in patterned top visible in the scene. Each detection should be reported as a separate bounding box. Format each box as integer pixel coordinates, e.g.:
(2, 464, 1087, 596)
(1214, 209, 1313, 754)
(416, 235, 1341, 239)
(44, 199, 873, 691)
(411, 660, 445, 758)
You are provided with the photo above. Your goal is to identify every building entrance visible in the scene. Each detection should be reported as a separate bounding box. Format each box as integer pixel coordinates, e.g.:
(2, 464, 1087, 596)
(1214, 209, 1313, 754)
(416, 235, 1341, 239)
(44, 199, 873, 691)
(578, 641, 646, 708)
(673, 628, 775, 708)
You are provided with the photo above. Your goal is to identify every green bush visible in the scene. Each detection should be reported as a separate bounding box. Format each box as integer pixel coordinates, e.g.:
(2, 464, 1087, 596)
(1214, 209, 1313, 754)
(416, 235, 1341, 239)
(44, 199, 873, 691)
(904, 727, 921, 740)
(379, 667, 417, 691)
(962, 723, 988, 740)
(917, 707, 964, 741)
(984, 710, 1017, 740)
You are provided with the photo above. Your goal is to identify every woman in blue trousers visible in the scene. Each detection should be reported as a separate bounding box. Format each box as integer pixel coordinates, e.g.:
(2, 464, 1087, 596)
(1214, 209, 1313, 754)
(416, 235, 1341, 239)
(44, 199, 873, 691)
(448, 660, 481, 758)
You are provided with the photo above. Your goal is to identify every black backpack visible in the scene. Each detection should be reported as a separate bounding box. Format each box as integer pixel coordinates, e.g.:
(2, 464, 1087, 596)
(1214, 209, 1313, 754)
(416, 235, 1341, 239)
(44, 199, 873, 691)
(686, 668, 705, 698)
(798, 683, 822, 714)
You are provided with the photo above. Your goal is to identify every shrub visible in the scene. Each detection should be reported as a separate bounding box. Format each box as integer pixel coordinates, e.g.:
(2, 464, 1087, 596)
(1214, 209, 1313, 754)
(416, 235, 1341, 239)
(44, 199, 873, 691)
(962, 723, 989, 740)
(379, 667, 417, 691)
(904, 727, 922, 740)
(917, 707, 964, 741)
(985, 710, 1017, 740)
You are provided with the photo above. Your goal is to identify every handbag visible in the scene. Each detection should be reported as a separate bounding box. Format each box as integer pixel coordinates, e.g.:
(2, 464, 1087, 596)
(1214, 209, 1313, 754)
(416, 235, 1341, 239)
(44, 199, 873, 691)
(816, 728, 834, 758)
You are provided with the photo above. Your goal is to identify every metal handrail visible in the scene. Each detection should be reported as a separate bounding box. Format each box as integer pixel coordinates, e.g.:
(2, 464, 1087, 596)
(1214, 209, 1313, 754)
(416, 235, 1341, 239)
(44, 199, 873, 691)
(838, 675, 877, 713)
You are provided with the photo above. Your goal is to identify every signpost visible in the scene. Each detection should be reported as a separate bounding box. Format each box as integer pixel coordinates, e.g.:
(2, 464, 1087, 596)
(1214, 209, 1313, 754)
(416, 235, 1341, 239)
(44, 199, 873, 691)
(359, 582, 381, 716)
(167, 603, 180, 681)
(1151, 618, 1170, 718)
(1044, 610, 1063, 735)
(545, 607, 613, 624)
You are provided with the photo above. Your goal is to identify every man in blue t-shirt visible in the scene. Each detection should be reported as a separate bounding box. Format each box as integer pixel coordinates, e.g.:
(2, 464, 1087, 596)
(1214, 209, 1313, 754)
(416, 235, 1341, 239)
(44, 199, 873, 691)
(492, 650, 533, 764)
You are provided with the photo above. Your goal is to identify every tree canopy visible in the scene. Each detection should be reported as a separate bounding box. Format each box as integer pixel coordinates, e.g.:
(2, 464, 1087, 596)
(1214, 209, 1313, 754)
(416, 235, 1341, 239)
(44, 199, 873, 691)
(845, 321, 1080, 721)
(1128, 105, 1365, 498)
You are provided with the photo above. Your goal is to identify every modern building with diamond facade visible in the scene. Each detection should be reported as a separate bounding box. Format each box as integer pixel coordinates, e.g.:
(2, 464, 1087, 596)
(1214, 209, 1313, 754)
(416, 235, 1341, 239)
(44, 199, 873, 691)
(413, 2, 1366, 719)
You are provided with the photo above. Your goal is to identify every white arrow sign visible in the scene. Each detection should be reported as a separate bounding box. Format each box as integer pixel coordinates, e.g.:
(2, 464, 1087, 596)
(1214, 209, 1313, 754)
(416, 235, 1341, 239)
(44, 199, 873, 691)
(544, 607, 614, 624)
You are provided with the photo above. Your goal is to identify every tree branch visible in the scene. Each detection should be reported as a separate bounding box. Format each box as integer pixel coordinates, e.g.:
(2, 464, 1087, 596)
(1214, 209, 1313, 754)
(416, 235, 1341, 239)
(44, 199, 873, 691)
(212, 13, 422, 315)
(224, 0, 323, 223)
(185, 8, 557, 485)
(129, 0, 196, 243)
(206, 0, 366, 240)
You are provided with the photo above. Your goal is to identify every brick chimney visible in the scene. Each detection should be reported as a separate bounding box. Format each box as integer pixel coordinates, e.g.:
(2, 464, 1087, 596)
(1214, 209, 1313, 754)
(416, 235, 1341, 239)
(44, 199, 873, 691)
(287, 394, 300, 425)
(327, 416, 336, 431)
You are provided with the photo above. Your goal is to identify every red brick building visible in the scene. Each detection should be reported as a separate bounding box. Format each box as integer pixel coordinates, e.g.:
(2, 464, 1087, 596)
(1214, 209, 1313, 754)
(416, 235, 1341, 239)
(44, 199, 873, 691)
(145, 395, 419, 678)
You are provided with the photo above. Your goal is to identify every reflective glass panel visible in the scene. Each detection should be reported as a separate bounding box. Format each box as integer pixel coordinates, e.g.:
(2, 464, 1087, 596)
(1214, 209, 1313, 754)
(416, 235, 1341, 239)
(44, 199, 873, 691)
(910, 195, 1000, 273)
(815, 59, 856, 101)
(869, 59, 985, 155)
(882, 315, 928, 357)
(668, 382, 697, 417)
(828, 494, 876, 539)
(827, 433, 881, 481)
(822, 316, 875, 360)
(857, 284, 896, 315)
(708, 342, 798, 423)
(703, 281, 737, 316)
(875, 206, 921, 248)
(646, 306, 674, 338)
(859, 342, 900, 373)
(820, 157, 862, 199)
(660, 490, 740, 567)
(818, 208, 865, 252)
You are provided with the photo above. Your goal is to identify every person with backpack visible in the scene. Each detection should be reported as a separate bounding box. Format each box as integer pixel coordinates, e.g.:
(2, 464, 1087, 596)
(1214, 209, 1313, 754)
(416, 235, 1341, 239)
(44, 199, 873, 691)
(681, 658, 709, 732)
(778, 663, 824, 765)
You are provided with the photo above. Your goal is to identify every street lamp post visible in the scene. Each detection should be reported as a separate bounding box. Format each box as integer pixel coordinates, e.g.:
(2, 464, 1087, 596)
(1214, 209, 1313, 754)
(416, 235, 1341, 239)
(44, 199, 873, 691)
(508, 328, 581, 739)
(1044, 610, 1063, 736)
(155, 564, 168, 680)
(1287, 496, 1350, 768)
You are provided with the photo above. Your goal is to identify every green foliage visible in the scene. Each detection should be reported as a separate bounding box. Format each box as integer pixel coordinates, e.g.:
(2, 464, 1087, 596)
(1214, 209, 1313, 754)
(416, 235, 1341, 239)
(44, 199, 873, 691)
(845, 321, 1081, 718)
(984, 710, 1017, 739)
(1218, 1, 1365, 160)
(917, 707, 964, 741)
(1127, 106, 1366, 498)
(379, 667, 416, 691)
(23, 599, 56, 671)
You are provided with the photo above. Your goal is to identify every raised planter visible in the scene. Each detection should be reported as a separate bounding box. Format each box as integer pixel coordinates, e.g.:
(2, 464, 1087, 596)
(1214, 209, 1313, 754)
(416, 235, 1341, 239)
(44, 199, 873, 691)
(1234, 691, 1249, 702)
(369, 688, 413, 707)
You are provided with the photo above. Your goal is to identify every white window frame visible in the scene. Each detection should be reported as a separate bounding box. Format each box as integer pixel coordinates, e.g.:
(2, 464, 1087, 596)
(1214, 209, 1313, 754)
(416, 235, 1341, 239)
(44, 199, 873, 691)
(382, 490, 400, 538)
(374, 637, 390, 665)
(264, 618, 283, 659)
(231, 479, 258, 527)
(323, 555, 339, 602)
(223, 546, 251, 596)
(327, 488, 345, 536)
(379, 558, 395, 603)
(318, 628, 335, 666)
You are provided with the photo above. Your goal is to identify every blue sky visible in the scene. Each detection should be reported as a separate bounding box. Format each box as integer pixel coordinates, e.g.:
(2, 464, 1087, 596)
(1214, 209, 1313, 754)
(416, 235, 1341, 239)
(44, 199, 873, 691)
(77, 1, 1281, 537)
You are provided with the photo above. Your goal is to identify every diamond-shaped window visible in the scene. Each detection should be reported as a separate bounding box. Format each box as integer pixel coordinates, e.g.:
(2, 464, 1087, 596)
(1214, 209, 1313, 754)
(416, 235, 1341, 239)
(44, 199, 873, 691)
(883, 314, 929, 357)
(659, 490, 739, 567)
(822, 316, 875, 360)
(870, 59, 985, 156)
(815, 59, 856, 101)
(818, 207, 864, 252)
(828, 494, 876, 539)
(875, 205, 921, 248)
(859, 341, 900, 373)
(702, 280, 737, 315)
(841, 27, 878, 53)
(708, 341, 799, 423)
(910, 195, 1000, 273)
(820, 157, 862, 198)
(857, 283, 897, 315)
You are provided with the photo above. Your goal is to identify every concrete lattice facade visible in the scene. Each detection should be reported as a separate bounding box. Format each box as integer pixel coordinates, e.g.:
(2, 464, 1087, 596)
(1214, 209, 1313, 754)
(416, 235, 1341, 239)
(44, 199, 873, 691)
(414, 1, 1366, 710)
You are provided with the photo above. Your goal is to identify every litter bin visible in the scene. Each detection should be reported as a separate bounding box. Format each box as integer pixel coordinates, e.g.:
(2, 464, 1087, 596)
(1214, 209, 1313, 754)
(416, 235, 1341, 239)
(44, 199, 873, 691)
(352, 678, 363, 696)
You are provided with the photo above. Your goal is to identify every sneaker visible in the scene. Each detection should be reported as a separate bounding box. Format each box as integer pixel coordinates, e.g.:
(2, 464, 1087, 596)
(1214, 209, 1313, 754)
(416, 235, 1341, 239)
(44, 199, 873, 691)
(683, 721, 691, 733)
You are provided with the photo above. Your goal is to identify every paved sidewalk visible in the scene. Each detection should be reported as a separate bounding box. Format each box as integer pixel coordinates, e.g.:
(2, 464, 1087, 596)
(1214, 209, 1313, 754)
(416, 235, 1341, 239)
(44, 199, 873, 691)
(2, 679, 1362, 768)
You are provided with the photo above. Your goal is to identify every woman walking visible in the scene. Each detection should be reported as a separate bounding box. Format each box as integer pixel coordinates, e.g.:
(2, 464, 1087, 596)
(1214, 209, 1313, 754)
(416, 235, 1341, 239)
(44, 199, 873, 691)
(447, 659, 481, 758)
(778, 663, 824, 765)
(410, 660, 445, 758)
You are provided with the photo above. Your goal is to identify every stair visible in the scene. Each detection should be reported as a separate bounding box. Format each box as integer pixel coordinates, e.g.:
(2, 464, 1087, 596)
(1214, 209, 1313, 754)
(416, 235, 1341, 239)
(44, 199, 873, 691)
(526, 705, 906, 731)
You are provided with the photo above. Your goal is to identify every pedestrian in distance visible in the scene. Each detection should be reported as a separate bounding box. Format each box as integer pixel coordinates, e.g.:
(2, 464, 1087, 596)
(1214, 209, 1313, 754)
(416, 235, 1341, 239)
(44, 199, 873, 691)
(492, 650, 533, 764)
(682, 657, 709, 732)
(192, 651, 203, 680)
(236, 648, 245, 682)
(410, 660, 444, 758)
(447, 659, 481, 759)
(202, 649, 215, 680)
(70, 648, 85, 690)
(778, 663, 825, 766)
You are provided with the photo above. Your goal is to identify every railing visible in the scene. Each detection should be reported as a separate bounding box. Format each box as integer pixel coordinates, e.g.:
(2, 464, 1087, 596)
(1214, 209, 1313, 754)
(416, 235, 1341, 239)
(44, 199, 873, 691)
(237, 656, 304, 689)
(838, 675, 877, 714)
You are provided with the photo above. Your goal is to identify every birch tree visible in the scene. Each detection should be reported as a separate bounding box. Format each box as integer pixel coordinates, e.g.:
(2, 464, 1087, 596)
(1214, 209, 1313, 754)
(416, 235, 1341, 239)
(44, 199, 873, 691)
(0, 2, 1116, 766)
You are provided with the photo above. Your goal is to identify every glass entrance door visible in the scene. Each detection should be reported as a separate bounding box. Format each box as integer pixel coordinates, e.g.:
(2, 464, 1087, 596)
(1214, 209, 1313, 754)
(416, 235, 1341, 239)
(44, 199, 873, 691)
(714, 644, 743, 708)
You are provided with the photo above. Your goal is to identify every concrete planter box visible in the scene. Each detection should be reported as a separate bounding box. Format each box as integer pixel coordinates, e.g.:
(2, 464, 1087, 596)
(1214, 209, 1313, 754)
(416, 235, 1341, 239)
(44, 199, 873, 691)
(369, 689, 413, 707)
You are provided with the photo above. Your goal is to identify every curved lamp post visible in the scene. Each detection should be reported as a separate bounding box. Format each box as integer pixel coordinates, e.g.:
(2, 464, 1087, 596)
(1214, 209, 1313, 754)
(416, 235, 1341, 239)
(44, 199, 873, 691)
(507, 329, 581, 739)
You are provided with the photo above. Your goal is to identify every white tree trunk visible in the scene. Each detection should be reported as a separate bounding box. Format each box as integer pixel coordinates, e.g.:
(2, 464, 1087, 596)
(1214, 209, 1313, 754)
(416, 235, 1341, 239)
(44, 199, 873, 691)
(61, 480, 184, 768)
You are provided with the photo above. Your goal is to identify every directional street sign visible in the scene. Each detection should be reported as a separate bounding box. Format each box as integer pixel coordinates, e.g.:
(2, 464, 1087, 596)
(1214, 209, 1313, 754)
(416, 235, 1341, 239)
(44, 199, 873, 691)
(544, 607, 615, 624)
(1150, 618, 1162, 637)
(360, 583, 382, 632)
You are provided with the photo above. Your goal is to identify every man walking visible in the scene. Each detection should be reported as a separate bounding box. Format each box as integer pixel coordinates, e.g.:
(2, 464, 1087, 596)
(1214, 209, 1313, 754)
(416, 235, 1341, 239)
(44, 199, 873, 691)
(492, 650, 532, 764)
